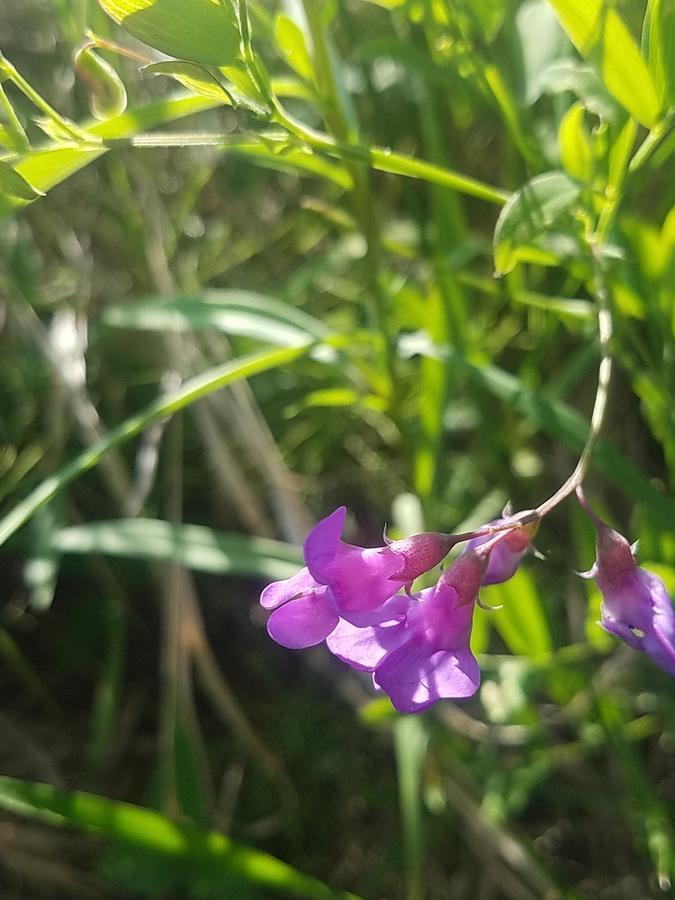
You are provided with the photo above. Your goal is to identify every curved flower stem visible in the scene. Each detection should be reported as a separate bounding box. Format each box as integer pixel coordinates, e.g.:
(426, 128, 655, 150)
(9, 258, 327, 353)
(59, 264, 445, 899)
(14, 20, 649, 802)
(525, 247, 613, 521)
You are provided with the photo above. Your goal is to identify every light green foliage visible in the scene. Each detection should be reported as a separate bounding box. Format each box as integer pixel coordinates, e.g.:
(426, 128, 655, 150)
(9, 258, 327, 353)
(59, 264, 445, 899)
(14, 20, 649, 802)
(97, 0, 240, 67)
(0, 0, 673, 896)
(493, 171, 582, 274)
(546, 0, 661, 126)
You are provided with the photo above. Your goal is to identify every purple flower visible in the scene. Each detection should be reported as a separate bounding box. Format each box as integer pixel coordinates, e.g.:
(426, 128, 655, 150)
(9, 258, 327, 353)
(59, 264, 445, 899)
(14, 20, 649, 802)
(326, 550, 486, 712)
(261, 506, 456, 648)
(578, 492, 675, 676)
(468, 518, 538, 585)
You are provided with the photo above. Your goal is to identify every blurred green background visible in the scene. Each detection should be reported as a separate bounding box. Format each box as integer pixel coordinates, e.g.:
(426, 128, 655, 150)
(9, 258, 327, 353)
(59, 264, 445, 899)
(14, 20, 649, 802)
(0, 0, 673, 897)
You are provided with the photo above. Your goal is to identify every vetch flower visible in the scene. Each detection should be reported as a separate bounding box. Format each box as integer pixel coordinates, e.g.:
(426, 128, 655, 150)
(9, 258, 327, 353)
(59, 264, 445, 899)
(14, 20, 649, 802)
(468, 516, 538, 585)
(261, 506, 457, 648)
(326, 549, 486, 712)
(578, 490, 675, 676)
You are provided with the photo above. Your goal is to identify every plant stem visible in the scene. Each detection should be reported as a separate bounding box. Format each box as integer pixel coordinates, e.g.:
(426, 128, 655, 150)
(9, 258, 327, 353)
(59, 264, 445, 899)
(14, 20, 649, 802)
(529, 248, 613, 520)
(0, 54, 97, 145)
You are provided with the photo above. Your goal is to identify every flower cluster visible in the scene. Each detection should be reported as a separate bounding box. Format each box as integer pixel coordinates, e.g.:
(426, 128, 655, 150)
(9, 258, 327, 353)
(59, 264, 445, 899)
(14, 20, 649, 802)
(259, 498, 675, 712)
(260, 507, 535, 712)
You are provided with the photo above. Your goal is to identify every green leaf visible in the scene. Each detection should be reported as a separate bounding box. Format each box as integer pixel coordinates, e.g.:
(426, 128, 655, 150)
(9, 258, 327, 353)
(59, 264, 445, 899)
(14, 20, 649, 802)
(558, 101, 593, 182)
(0, 344, 311, 548)
(0, 776, 363, 900)
(482, 570, 552, 658)
(49, 519, 302, 580)
(143, 60, 233, 103)
(274, 14, 314, 82)
(98, 0, 240, 67)
(0, 159, 44, 200)
(546, 0, 661, 127)
(73, 47, 128, 120)
(102, 290, 330, 345)
(493, 171, 582, 275)
(394, 717, 428, 900)
(0, 94, 219, 219)
(647, 0, 675, 112)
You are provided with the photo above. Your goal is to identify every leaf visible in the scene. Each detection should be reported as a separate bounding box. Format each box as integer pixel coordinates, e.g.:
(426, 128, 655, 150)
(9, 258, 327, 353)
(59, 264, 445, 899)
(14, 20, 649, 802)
(394, 717, 427, 900)
(274, 14, 314, 82)
(49, 519, 302, 580)
(558, 101, 593, 182)
(515, 0, 567, 105)
(102, 289, 330, 345)
(538, 59, 621, 122)
(73, 47, 128, 120)
(647, 0, 675, 112)
(546, 0, 660, 127)
(222, 139, 353, 188)
(0, 344, 312, 548)
(493, 171, 582, 275)
(482, 570, 552, 658)
(0, 776, 363, 899)
(97, 0, 240, 68)
(0, 94, 219, 219)
(143, 60, 233, 103)
(0, 160, 44, 200)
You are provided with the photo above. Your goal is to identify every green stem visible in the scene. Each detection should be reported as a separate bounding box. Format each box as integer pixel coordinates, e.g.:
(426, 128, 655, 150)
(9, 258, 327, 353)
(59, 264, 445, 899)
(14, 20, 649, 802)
(0, 53, 96, 145)
(0, 81, 30, 151)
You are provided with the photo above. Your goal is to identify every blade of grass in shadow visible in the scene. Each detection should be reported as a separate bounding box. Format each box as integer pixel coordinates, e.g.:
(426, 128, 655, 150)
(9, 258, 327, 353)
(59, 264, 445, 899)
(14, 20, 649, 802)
(0, 344, 311, 548)
(0, 776, 363, 900)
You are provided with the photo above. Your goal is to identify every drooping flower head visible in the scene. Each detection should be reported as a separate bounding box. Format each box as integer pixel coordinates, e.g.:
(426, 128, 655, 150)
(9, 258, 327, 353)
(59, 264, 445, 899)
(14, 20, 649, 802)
(327, 549, 486, 712)
(468, 515, 538, 585)
(577, 488, 675, 676)
(261, 506, 457, 649)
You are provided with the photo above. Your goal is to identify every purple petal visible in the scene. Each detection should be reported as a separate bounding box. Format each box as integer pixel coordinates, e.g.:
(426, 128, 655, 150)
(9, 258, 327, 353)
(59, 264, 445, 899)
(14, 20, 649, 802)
(304, 506, 347, 581)
(260, 567, 321, 610)
(324, 546, 405, 623)
(266, 592, 339, 649)
(374, 639, 480, 712)
(326, 595, 413, 672)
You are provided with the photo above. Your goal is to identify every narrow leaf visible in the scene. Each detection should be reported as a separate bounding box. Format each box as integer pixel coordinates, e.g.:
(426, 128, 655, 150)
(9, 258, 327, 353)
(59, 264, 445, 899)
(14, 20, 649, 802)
(0, 776, 362, 899)
(102, 290, 330, 344)
(274, 15, 314, 81)
(546, 0, 661, 126)
(50, 519, 302, 580)
(0, 160, 44, 200)
(0, 344, 311, 548)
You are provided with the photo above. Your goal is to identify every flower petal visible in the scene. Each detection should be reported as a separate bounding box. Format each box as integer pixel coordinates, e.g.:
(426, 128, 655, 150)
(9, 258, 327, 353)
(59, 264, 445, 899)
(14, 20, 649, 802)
(374, 640, 480, 712)
(304, 506, 347, 581)
(326, 595, 413, 671)
(260, 567, 321, 610)
(266, 592, 338, 649)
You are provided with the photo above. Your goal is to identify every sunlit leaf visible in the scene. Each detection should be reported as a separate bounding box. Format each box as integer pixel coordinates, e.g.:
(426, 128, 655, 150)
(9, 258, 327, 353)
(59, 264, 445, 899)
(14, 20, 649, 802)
(483, 570, 552, 657)
(0, 94, 219, 219)
(558, 101, 593, 181)
(546, 0, 660, 126)
(0, 160, 44, 200)
(493, 171, 582, 275)
(143, 60, 233, 103)
(274, 14, 314, 81)
(50, 519, 302, 580)
(0, 776, 363, 899)
(646, 0, 675, 112)
(102, 290, 330, 345)
(98, 0, 240, 67)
